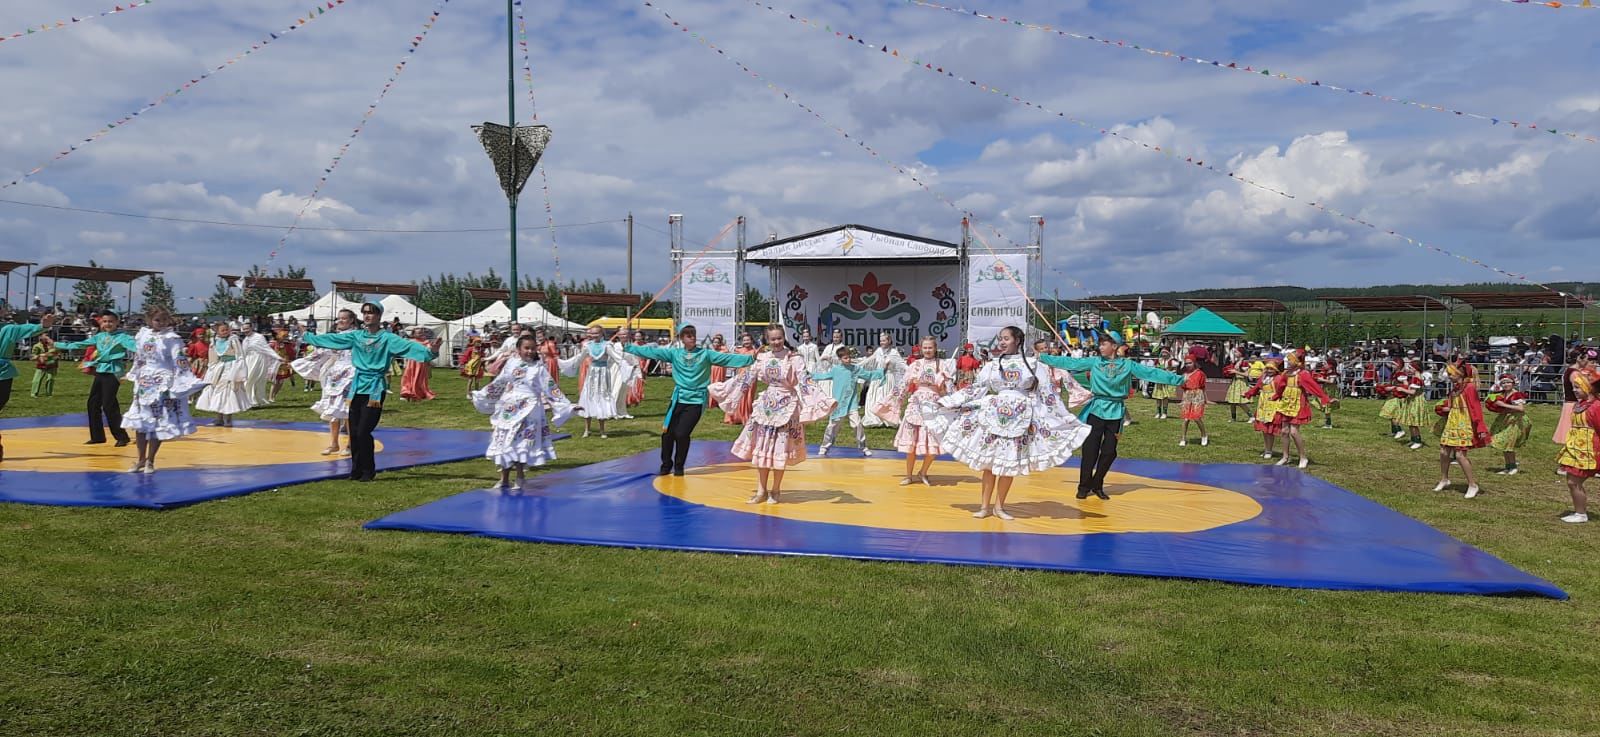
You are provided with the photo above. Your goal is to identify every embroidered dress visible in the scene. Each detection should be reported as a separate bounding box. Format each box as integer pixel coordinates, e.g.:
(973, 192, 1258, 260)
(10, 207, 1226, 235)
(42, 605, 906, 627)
(1272, 369, 1332, 426)
(196, 336, 251, 416)
(120, 327, 206, 440)
(471, 356, 574, 469)
(709, 350, 834, 470)
(291, 342, 356, 422)
(236, 333, 281, 408)
(874, 358, 953, 455)
(1246, 376, 1281, 434)
(1396, 378, 1431, 428)
(1180, 369, 1208, 420)
(1150, 360, 1179, 401)
(921, 355, 1091, 477)
(1486, 391, 1532, 452)
(559, 339, 628, 421)
(1556, 401, 1599, 478)
(862, 346, 903, 428)
(458, 342, 487, 378)
(1224, 360, 1252, 405)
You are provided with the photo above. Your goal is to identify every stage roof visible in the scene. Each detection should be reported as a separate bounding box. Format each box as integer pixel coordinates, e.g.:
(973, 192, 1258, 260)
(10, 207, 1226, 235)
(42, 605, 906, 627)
(1319, 295, 1449, 313)
(219, 275, 317, 292)
(746, 224, 958, 262)
(1078, 298, 1182, 313)
(331, 281, 419, 297)
(1182, 298, 1288, 313)
(1442, 291, 1594, 309)
(0, 261, 35, 276)
(35, 264, 160, 283)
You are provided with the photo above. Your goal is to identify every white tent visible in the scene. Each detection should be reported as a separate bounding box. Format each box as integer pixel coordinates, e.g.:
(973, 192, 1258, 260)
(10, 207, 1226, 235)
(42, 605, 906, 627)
(271, 291, 364, 324)
(453, 300, 585, 332)
(377, 294, 447, 331)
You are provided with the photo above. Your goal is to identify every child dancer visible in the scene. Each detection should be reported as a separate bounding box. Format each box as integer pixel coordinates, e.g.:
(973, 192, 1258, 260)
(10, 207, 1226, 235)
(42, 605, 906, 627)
(30, 334, 58, 398)
(925, 326, 1090, 519)
(55, 311, 138, 446)
(1269, 350, 1334, 468)
(708, 325, 834, 504)
(621, 325, 755, 476)
(812, 346, 885, 457)
(1177, 348, 1209, 447)
(290, 309, 357, 454)
(1149, 349, 1178, 419)
(1394, 360, 1429, 450)
(120, 308, 206, 473)
(1223, 348, 1252, 422)
(301, 302, 440, 482)
(1243, 359, 1283, 460)
(1039, 334, 1183, 500)
(471, 334, 575, 488)
(876, 336, 952, 486)
(611, 334, 642, 420)
(707, 334, 729, 409)
(399, 328, 437, 402)
(186, 327, 210, 378)
(195, 322, 250, 427)
(268, 329, 296, 402)
(1314, 357, 1339, 429)
(1, 310, 54, 462)
(862, 332, 902, 428)
(459, 336, 489, 392)
(1486, 374, 1531, 475)
(1432, 357, 1491, 498)
(1555, 368, 1600, 523)
(559, 325, 628, 438)
(721, 333, 758, 426)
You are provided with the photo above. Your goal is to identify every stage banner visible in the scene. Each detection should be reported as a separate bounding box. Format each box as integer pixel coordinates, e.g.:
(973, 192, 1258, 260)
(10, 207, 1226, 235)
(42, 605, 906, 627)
(966, 253, 1031, 348)
(777, 265, 961, 351)
(678, 255, 740, 345)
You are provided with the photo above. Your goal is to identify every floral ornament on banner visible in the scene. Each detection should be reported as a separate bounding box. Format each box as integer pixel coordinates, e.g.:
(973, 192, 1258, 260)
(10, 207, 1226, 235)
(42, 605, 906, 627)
(1, 1, 353, 192)
(514, 0, 563, 284)
(0, 0, 158, 46)
(747, 0, 1577, 298)
(252, 0, 451, 297)
(637, 1, 1090, 297)
(902, 0, 1599, 145)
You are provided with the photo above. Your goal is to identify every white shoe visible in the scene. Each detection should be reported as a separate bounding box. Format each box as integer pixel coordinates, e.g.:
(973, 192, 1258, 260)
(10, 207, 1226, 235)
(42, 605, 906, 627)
(1394, 430, 1407, 439)
(1408, 442, 1423, 450)
(1560, 512, 1588, 524)
(1201, 436, 1209, 447)
(1275, 456, 1289, 466)
(1261, 452, 1273, 459)
(1494, 468, 1509, 475)
(127, 463, 145, 473)
(746, 491, 767, 505)
(972, 507, 992, 519)
(1298, 458, 1309, 469)
(765, 493, 779, 505)
(1432, 480, 1449, 492)
(920, 474, 931, 486)
(1506, 467, 1519, 476)
(1178, 439, 1187, 447)
(1557, 467, 1567, 476)
(993, 507, 1014, 521)
(818, 446, 830, 457)
(1463, 486, 1479, 499)
(582, 430, 591, 438)
(862, 448, 873, 457)
(899, 477, 913, 486)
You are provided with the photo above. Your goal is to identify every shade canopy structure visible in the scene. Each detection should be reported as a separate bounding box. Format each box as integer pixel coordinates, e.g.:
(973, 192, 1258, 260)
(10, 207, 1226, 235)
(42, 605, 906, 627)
(1077, 298, 1181, 313)
(1182, 298, 1289, 313)
(562, 292, 642, 307)
(34, 264, 161, 313)
(463, 287, 547, 303)
(1319, 295, 1449, 313)
(744, 224, 959, 263)
(1162, 307, 1247, 338)
(330, 280, 420, 298)
(1441, 291, 1594, 310)
(0, 261, 34, 276)
(219, 275, 317, 293)
(1, 261, 36, 310)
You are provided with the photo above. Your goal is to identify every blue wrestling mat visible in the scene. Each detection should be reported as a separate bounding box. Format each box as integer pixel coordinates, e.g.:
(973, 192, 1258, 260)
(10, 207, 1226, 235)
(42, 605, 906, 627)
(365, 442, 1566, 599)
(0, 414, 502, 510)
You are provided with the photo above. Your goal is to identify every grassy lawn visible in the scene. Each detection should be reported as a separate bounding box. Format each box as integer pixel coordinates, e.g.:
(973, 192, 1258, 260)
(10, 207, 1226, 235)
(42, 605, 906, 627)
(2, 368, 1596, 736)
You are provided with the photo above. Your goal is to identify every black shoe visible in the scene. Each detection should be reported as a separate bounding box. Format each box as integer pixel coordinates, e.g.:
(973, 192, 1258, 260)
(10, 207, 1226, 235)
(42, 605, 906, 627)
(672, 468, 685, 477)
(657, 466, 673, 476)
(1075, 488, 1091, 500)
(1092, 488, 1110, 500)
(114, 438, 131, 447)
(85, 439, 107, 445)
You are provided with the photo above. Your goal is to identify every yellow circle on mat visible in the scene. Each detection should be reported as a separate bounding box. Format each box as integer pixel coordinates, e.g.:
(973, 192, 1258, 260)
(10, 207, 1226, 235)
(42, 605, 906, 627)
(1, 426, 380, 472)
(654, 458, 1261, 535)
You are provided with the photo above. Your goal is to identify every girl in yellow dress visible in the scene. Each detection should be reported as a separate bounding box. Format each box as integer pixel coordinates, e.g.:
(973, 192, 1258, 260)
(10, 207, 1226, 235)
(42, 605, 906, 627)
(1555, 369, 1600, 524)
(1485, 374, 1531, 476)
(1431, 359, 1490, 499)
(1243, 359, 1283, 461)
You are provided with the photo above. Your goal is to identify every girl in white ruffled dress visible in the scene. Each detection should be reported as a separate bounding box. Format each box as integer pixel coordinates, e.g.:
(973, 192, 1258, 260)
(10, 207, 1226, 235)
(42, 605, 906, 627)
(872, 336, 952, 486)
(121, 308, 207, 473)
(195, 322, 248, 426)
(472, 334, 576, 488)
(559, 325, 628, 438)
(290, 308, 357, 455)
(922, 326, 1091, 520)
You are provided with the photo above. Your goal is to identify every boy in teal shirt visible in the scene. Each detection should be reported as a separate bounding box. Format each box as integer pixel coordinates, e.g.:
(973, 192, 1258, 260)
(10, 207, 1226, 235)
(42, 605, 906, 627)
(812, 346, 886, 456)
(1, 310, 55, 462)
(54, 311, 138, 446)
(621, 325, 756, 476)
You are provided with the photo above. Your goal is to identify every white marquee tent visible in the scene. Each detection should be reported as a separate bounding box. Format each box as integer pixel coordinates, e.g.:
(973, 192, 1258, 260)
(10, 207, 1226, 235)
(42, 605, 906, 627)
(270, 291, 364, 324)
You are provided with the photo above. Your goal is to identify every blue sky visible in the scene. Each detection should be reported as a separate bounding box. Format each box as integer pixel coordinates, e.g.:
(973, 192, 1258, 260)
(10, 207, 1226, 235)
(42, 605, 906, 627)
(1, 0, 1596, 308)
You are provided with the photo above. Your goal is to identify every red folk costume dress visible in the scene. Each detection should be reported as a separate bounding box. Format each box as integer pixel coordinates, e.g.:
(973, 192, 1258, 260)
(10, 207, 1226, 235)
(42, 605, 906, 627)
(270, 339, 295, 381)
(1242, 371, 1282, 435)
(1179, 368, 1208, 421)
(1556, 399, 1600, 479)
(1271, 367, 1332, 427)
(399, 338, 436, 402)
(187, 330, 210, 378)
(1435, 381, 1492, 451)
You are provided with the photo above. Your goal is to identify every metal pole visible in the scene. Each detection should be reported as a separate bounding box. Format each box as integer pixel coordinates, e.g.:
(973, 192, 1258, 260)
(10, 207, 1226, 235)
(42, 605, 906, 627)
(506, 0, 520, 324)
(627, 212, 634, 296)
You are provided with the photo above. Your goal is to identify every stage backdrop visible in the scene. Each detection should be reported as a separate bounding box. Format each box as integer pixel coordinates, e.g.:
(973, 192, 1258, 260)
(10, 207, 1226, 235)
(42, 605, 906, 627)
(677, 255, 740, 345)
(966, 252, 1032, 348)
(778, 264, 961, 351)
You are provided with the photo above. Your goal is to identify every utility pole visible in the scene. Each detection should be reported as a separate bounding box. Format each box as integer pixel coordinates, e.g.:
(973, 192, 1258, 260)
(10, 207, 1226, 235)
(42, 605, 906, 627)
(627, 211, 634, 295)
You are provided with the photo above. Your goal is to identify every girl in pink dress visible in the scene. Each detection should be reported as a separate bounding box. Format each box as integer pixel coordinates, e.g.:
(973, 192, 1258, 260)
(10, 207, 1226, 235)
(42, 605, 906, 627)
(709, 325, 835, 504)
(399, 328, 437, 402)
(873, 336, 951, 486)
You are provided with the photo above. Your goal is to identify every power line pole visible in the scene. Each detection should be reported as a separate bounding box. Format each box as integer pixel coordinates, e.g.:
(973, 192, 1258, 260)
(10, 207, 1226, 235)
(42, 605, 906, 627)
(627, 211, 634, 296)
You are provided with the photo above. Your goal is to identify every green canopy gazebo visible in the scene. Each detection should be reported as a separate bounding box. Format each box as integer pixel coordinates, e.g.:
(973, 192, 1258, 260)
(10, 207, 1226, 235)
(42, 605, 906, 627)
(1162, 307, 1246, 338)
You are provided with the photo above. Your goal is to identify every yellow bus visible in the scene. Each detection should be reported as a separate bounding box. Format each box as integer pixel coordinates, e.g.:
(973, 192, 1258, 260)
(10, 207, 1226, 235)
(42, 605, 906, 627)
(587, 317, 675, 334)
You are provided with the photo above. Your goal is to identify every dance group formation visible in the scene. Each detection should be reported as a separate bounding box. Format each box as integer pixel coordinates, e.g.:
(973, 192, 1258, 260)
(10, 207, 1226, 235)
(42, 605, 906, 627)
(2, 304, 1597, 524)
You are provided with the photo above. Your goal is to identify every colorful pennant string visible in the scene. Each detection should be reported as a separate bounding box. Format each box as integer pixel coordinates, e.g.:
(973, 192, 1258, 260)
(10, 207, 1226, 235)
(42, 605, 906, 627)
(1, 1, 352, 192)
(902, 0, 1599, 145)
(636, 1, 1089, 296)
(514, 0, 563, 284)
(257, 0, 451, 282)
(0, 0, 157, 47)
(1498, 0, 1597, 8)
(746, 1, 1578, 298)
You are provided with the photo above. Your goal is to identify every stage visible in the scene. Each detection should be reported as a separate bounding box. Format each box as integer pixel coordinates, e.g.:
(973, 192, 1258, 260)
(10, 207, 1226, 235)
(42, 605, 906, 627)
(366, 442, 1565, 598)
(0, 414, 496, 509)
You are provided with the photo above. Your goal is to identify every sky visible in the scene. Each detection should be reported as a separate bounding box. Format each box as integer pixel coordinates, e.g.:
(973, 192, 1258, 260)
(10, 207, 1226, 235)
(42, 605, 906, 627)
(1, 0, 1597, 310)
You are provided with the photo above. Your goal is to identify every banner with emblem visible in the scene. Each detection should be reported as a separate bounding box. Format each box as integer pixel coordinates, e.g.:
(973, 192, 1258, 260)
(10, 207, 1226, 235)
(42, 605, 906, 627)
(965, 253, 1031, 349)
(677, 255, 741, 345)
(776, 265, 961, 352)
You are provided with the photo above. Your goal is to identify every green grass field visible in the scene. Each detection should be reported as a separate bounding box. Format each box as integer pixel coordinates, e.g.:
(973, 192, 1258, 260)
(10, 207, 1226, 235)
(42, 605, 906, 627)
(2, 369, 1596, 736)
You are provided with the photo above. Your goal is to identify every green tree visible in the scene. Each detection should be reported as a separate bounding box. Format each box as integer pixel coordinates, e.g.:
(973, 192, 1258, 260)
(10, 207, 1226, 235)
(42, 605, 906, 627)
(71, 260, 116, 314)
(140, 274, 176, 315)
